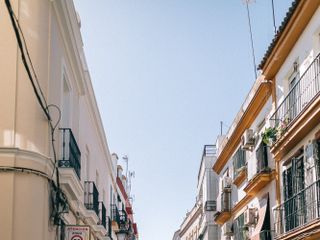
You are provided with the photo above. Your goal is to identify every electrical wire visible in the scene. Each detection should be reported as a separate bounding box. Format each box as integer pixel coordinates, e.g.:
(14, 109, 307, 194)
(5, 0, 51, 121)
(47, 104, 62, 181)
(10, 8, 49, 111)
(271, 0, 277, 34)
(4, 0, 68, 229)
(244, 0, 258, 80)
(4, 0, 61, 183)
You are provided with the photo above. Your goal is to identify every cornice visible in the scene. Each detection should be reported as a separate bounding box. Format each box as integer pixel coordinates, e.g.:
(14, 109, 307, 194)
(52, 0, 85, 95)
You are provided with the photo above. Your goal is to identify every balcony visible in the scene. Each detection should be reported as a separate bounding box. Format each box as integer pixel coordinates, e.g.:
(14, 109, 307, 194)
(111, 204, 121, 230)
(118, 209, 130, 233)
(244, 145, 274, 196)
(58, 128, 81, 179)
(259, 230, 273, 240)
(215, 188, 232, 225)
(270, 53, 320, 159)
(99, 202, 106, 228)
(204, 200, 217, 211)
(233, 148, 247, 187)
(119, 209, 128, 225)
(84, 181, 99, 216)
(274, 180, 320, 239)
(202, 144, 216, 157)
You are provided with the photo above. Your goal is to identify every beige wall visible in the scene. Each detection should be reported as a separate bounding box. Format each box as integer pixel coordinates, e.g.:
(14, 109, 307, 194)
(0, 0, 119, 239)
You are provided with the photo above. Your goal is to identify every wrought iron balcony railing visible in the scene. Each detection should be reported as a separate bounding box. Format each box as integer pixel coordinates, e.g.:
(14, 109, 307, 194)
(270, 53, 320, 131)
(58, 128, 81, 179)
(204, 200, 217, 211)
(259, 230, 273, 240)
(118, 209, 130, 233)
(274, 179, 320, 236)
(119, 209, 128, 224)
(84, 181, 99, 216)
(111, 204, 121, 224)
(202, 145, 217, 157)
(99, 202, 106, 228)
(256, 144, 270, 174)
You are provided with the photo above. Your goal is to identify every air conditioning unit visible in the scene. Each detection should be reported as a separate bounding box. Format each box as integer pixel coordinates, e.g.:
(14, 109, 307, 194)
(223, 221, 233, 236)
(244, 208, 258, 226)
(205, 200, 217, 211)
(223, 177, 232, 189)
(241, 129, 255, 150)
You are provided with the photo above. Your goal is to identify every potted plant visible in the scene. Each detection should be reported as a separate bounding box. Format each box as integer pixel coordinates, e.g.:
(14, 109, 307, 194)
(261, 127, 277, 146)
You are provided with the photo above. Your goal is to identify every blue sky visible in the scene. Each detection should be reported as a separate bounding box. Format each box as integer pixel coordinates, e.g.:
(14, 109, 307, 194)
(74, 1, 293, 239)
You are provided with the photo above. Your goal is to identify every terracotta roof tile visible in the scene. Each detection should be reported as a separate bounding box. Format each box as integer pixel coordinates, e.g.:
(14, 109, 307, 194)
(258, 0, 300, 70)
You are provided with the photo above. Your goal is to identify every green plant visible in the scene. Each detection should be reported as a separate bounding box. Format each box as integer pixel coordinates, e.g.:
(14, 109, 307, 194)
(261, 127, 277, 146)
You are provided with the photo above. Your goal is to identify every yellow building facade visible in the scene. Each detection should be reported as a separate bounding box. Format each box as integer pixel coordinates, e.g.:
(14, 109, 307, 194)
(213, 1, 320, 240)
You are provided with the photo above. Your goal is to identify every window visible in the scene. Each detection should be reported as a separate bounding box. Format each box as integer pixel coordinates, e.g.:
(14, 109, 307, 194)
(83, 146, 90, 182)
(62, 75, 71, 127)
(282, 151, 305, 232)
(256, 141, 269, 173)
(287, 63, 300, 121)
(283, 152, 304, 201)
(234, 213, 247, 240)
(96, 170, 100, 192)
(275, 141, 320, 234)
(221, 168, 229, 189)
(233, 148, 246, 179)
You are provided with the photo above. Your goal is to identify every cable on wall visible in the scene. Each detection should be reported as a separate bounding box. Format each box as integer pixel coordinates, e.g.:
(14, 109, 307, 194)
(5, 0, 51, 121)
(4, 0, 68, 229)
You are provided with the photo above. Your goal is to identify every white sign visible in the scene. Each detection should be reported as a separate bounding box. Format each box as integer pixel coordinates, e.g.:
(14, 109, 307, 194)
(65, 225, 91, 240)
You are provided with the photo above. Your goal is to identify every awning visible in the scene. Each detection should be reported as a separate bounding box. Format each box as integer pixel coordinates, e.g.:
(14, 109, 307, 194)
(250, 197, 268, 240)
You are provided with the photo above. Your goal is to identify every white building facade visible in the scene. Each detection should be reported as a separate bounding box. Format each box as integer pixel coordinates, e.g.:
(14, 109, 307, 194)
(175, 145, 219, 240)
(0, 0, 138, 240)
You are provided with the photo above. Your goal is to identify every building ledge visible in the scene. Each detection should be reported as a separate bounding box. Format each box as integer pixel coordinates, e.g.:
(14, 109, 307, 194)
(59, 167, 83, 201)
(271, 94, 320, 161)
(83, 209, 99, 226)
(233, 167, 247, 187)
(214, 211, 232, 225)
(215, 195, 252, 225)
(92, 225, 107, 238)
(232, 195, 251, 216)
(213, 76, 271, 174)
(244, 170, 275, 196)
(275, 218, 320, 240)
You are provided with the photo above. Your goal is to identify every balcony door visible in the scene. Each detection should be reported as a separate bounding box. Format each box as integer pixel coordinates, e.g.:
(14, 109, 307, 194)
(288, 72, 299, 122)
(283, 154, 305, 231)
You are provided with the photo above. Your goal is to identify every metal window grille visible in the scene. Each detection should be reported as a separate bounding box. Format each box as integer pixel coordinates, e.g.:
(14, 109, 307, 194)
(256, 142, 270, 173)
(84, 181, 99, 216)
(58, 128, 81, 179)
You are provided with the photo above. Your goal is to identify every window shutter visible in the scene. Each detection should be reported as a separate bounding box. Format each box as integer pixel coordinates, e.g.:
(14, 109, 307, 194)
(287, 167, 293, 198)
(256, 143, 263, 173)
(305, 142, 316, 187)
(283, 170, 288, 201)
(313, 140, 320, 179)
